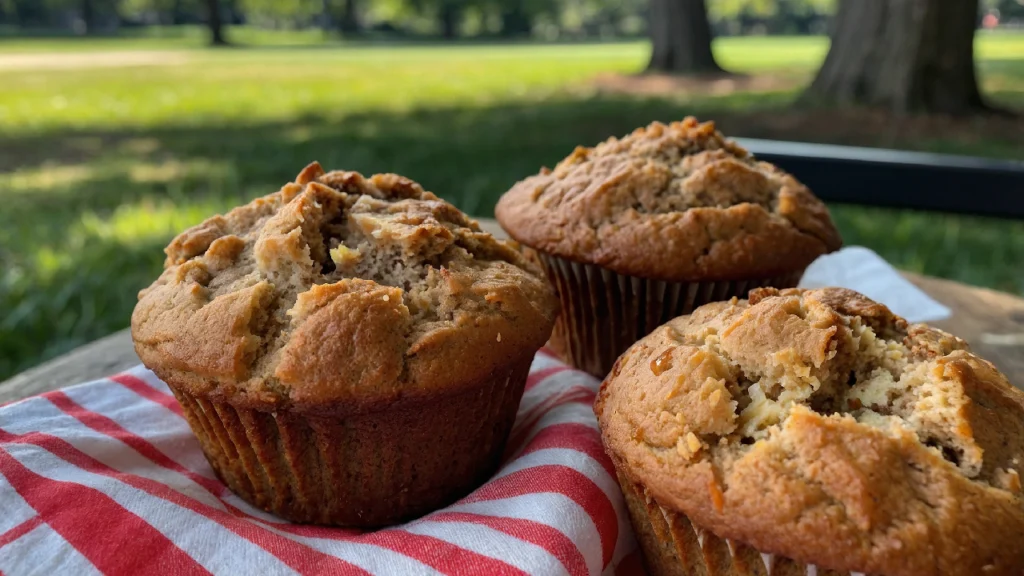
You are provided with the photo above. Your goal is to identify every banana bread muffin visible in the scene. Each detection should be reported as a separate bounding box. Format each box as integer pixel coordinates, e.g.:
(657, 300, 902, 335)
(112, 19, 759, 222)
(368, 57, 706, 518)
(496, 117, 841, 378)
(132, 162, 558, 527)
(596, 287, 1024, 575)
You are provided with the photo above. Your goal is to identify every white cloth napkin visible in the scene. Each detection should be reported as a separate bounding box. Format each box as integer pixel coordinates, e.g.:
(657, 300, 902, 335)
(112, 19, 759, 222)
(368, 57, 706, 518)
(798, 246, 951, 323)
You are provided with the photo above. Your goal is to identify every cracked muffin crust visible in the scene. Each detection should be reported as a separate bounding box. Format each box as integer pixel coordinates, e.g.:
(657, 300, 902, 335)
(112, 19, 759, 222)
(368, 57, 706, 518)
(132, 162, 558, 526)
(596, 287, 1024, 575)
(496, 117, 841, 282)
(495, 117, 842, 379)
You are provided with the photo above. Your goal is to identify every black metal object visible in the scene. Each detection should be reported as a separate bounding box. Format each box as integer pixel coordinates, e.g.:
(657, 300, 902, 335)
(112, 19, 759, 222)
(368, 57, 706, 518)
(734, 138, 1024, 219)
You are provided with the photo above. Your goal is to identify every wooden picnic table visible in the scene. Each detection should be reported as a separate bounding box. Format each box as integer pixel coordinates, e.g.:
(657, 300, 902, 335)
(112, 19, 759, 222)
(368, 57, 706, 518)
(2, 219, 1022, 403)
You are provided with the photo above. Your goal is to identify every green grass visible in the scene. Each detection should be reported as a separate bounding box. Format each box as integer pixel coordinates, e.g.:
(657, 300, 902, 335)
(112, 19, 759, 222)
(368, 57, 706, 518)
(1, 33, 1023, 380)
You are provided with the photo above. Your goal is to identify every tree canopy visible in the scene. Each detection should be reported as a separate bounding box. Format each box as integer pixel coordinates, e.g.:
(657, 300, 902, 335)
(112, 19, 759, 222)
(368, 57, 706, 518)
(0, 0, 839, 39)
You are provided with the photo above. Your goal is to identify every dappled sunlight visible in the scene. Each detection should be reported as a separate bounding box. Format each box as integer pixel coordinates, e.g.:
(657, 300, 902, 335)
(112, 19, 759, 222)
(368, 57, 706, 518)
(128, 158, 230, 184)
(283, 124, 317, 144)
(1, 197, 231, 377)
(592, 71, 804, 97)
(77, 199, 228, 245)
(2, 163, 94, 193)
(119, 137, 162, 155)
(19, 195, 226, 263)
(1, 156, 233, 196)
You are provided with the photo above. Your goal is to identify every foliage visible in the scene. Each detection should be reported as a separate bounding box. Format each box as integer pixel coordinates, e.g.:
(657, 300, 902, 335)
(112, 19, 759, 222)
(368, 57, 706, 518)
(8, 0, 1024, 40)
(708, 0, 836, 35)
(982, 0, 1024, 21)
(237, 0, 324, 28)
(0, 0, 848, 38)
(709, 0, 835, 20)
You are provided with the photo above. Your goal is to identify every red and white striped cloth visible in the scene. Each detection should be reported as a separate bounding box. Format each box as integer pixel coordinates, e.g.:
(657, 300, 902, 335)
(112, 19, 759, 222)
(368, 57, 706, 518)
(0, 350, 641, 576)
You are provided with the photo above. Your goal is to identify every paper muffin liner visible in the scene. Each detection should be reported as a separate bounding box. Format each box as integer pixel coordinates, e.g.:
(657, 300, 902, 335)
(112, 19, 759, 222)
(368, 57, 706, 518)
(616, 471, 867, 576)
(169, 356, 533, 527)
(536, 253, 804, 378)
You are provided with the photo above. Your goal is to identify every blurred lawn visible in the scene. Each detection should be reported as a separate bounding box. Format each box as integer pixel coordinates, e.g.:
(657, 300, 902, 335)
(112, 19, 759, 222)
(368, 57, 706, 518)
(1, 30, 1023, 379)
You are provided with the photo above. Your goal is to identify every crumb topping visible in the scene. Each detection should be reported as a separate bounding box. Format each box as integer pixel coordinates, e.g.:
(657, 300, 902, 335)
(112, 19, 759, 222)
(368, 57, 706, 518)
(496, 117, 842, 282)
(598, 286, 1024, 576)
(617, 287, 1023, 488)
(133, 162, 556, 404)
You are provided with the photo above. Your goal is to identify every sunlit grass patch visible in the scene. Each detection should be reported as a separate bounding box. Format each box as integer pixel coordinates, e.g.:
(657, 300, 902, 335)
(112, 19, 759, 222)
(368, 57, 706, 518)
(3, 163, 94, 193)
(78, 199, 230, 245)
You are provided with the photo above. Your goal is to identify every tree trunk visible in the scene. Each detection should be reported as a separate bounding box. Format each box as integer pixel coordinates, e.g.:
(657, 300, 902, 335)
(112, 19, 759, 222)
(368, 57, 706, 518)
(803, 0, 989, 115)
(500, 1, 532, 37)
(339, 0, 361, 34)
(13, 0, 38, 27)
(171, 0, 186, 25)
(646, 0, 723, 74)
(81, 0, 94, 33)
(223, 0, 241, 25)
(320, 0, 334, 31)
(439, 2, 459, 40)
(203, 0, 227, 46)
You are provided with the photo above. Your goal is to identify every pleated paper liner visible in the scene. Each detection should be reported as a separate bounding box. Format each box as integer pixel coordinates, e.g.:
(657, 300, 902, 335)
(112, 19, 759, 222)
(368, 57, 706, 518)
(169, 356, 533, 527)
(536, 252, 804, 379)
(617, 472, 869, 576)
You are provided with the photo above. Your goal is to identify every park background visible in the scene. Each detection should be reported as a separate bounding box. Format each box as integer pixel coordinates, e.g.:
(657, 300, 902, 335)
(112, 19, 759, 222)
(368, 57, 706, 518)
(1, 0, 1022, 381)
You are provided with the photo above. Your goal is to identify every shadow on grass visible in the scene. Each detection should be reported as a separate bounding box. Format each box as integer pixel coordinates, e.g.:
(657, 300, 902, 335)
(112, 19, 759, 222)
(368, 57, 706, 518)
(1, 93, 1023, 379)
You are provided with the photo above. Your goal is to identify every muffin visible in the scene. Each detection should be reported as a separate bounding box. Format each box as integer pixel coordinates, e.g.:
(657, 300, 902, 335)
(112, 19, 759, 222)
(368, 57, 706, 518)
(132, 162, 558, 527)
(596, 287, 1024, 575)
(496, 117, 842, 378)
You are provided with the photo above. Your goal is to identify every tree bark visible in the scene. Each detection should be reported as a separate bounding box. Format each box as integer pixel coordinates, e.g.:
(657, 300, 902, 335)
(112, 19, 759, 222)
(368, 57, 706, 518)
(646, 0, 723, 74)
(203, 0, 228, 46)
(804, 0, 989, 115)
(339, 0, 361, 34)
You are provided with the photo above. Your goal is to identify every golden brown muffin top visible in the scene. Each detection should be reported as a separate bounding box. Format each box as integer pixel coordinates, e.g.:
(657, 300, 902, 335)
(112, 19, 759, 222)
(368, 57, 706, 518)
(596, 287, 1024, 576)
(496, 117, 842, 281)
(132, 162, 558, 413)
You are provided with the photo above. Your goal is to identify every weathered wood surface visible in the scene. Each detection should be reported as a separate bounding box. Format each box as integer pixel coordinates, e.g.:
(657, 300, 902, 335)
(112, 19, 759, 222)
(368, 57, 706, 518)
(3, 219, 1021, 403)
(903, 272, 1024, 389)
(1, 329, 140, 404)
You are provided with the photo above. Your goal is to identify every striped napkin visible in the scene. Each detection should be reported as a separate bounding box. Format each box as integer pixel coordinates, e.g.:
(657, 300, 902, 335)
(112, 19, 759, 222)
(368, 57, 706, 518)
(0, 351, 640, 576)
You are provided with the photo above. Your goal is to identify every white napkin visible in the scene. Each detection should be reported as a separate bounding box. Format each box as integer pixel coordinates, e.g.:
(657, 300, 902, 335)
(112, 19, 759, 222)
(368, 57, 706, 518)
(798, 246, 951, 323)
